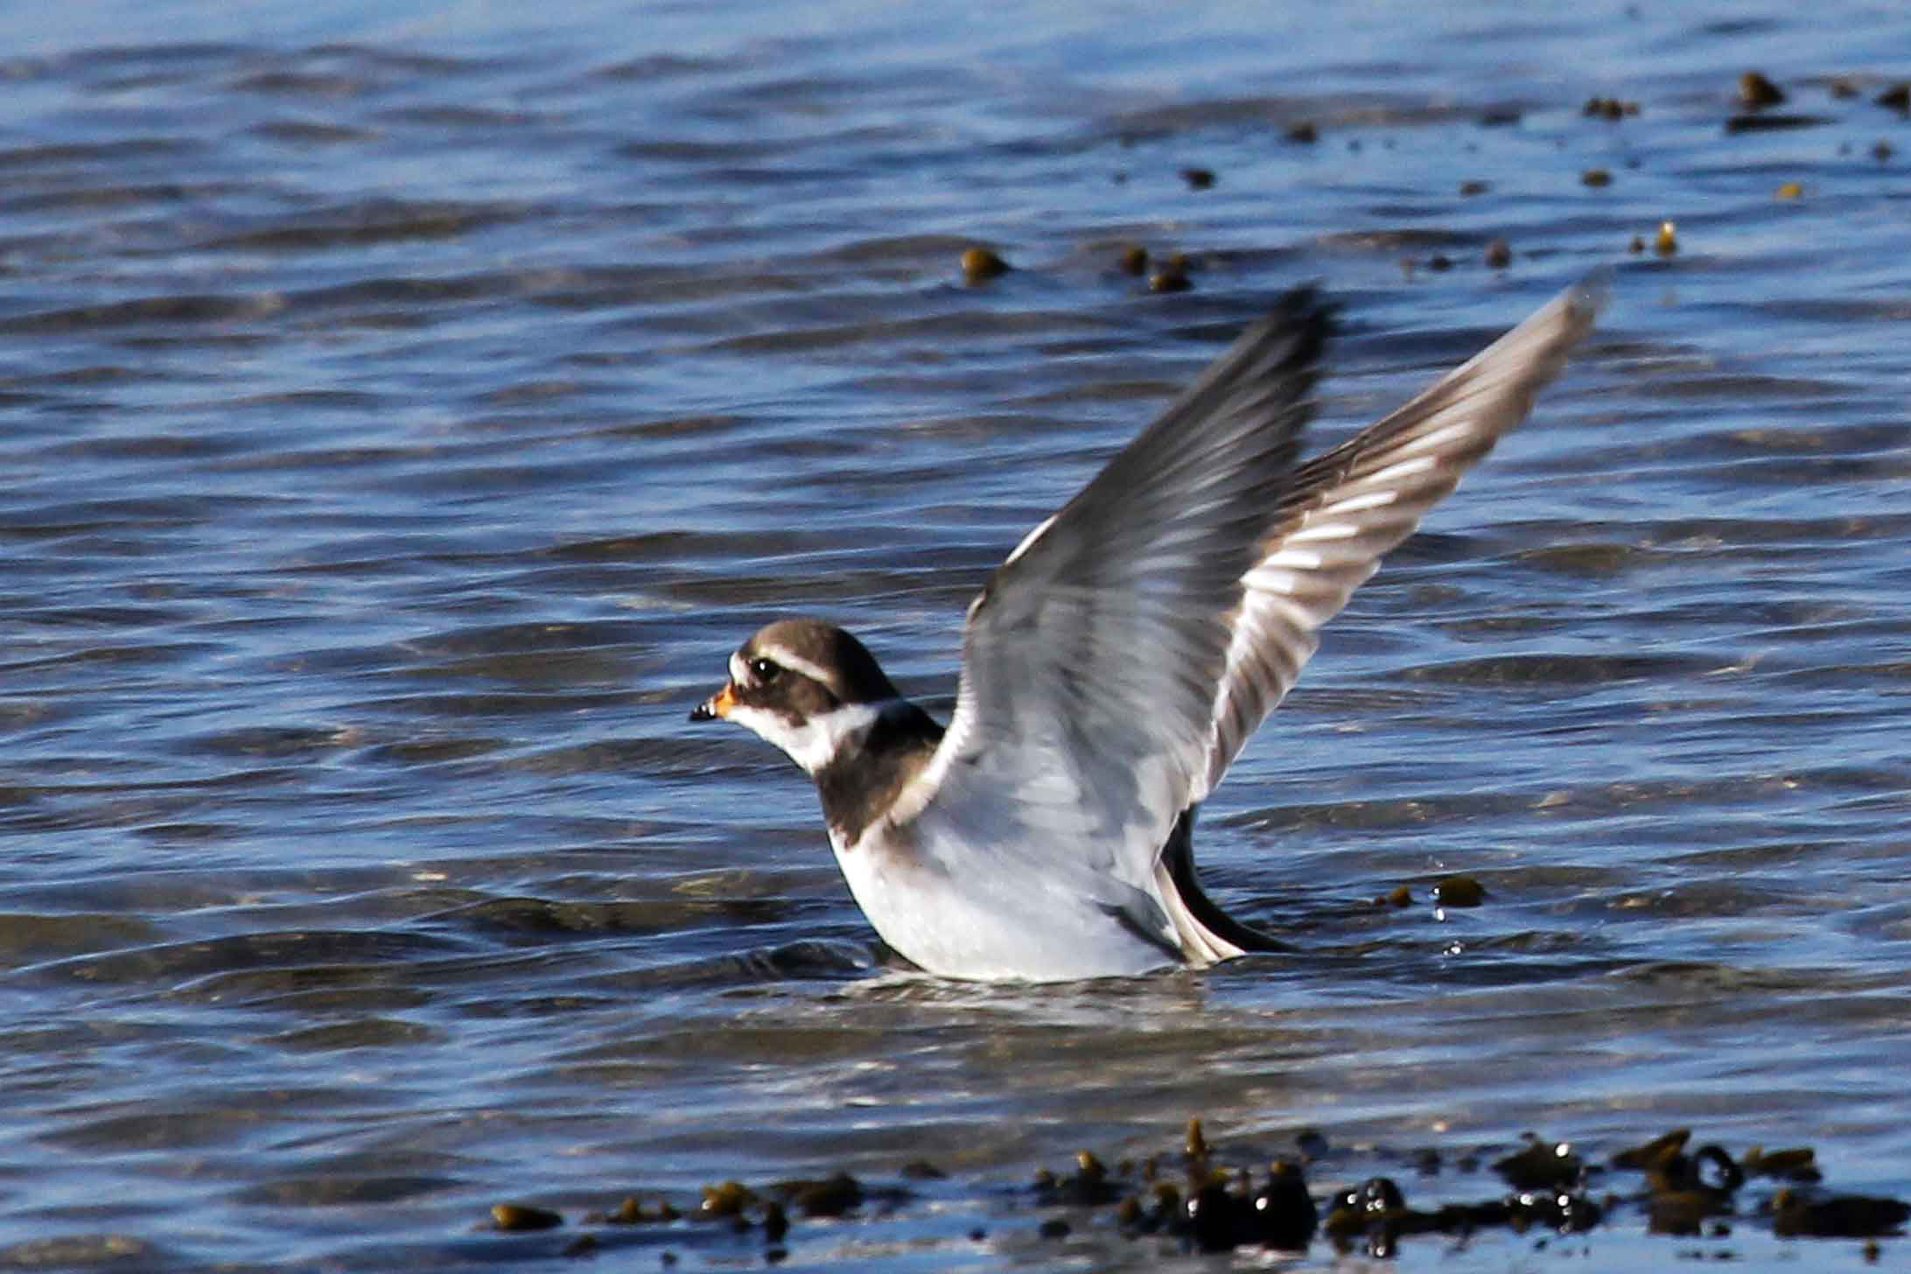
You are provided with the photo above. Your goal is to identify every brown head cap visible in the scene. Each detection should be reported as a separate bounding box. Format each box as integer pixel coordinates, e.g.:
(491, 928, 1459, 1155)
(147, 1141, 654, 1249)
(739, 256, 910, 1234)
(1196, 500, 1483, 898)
(739, 618, 900, 708)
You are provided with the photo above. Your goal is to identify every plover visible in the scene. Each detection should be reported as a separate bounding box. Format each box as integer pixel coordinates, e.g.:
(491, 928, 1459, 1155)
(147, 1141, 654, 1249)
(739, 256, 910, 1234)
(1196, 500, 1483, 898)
(692, 279, 1602, 982)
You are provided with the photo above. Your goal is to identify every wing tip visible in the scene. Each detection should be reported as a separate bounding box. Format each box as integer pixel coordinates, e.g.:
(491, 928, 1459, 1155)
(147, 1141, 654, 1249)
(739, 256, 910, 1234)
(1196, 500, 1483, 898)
(1232, 284, 1336, 363)
(1281, 280, 1338, 339)
(1562, 266, 1612, 333)
(1484, 267, 1606, 379)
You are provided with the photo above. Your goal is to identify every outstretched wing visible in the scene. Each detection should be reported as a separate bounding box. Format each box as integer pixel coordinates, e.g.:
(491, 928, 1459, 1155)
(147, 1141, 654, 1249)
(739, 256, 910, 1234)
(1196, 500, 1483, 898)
(1190, 276, 1604, 801)
(897, 290, 1332, 910)
(898, 279, 1601, 923)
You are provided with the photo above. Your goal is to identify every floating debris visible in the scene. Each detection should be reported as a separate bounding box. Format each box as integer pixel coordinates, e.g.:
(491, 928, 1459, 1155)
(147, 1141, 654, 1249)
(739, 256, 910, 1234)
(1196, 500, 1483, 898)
(1033, 1150, 1120, 1207)
(959, 246, 1010, 285)
(491, 1202, 564, 1232)
(1108, 1153, 1314, 1252)
(1776, 181, 1804, 200)
(1434, 875, 1487, 908)
(1117, 244, 1148, 276)
(1149, 255, 1192, 293)
(1876, 82, 1909, 113)
(598, 1194, 680, 1225)
(777, 1171, 863, 1218)
(1255, 1160, 1320, 1249)
(1726, 112, 1830, 133)
(1582, 167, 1613, 188)
(1331, 1176, 1406, 1221)
(1739, 71, 1787, 108)
(1631, 1137, 1744, 1234)
(473, 1122, 1910, 1264)
(1184, 1177, 1239, 1251)
(1649, 1187, 1724, 1236)
(1874, 140, 1895, 162)
(1654, 220, 1678, 257)
(1427, 253, 1454, 272)
(700, 1180, 756, 1218)
(1285, 121, 1319, 144)
(1583, 96, 1640, 120)
(1495, 1137, 1582, 1191)
(1744, 1145, 1821, 1183)
(1459, 179, 1490, 197)
(1186, 1118, 1211, 1161)
(1684, 1144, 1747, 1194)
(1613, 1128, 1691, 1172)
(1773, 1188, 1911, 1238)
(1484, 239, 1512, 269)
(1377, 884, 1413, 909)
(1179, 167, 1215, 190)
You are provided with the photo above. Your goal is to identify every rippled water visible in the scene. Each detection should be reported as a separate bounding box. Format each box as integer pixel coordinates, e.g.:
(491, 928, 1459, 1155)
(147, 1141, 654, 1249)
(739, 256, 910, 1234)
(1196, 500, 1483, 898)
(1, 1, 1906, 1269)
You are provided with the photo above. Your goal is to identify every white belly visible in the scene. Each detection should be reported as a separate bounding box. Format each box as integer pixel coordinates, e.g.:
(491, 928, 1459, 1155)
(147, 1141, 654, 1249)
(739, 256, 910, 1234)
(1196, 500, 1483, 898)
(828, 823, 1178, 983)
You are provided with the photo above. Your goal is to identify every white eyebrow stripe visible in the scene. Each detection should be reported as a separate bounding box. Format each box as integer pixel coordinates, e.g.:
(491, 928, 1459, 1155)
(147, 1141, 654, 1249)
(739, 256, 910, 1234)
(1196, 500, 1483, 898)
(756, 643, 833, 685)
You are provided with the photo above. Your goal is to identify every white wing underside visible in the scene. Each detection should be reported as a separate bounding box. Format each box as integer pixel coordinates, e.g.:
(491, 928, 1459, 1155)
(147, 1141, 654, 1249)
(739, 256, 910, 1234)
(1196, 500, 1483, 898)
(895, 279, 1604, 933)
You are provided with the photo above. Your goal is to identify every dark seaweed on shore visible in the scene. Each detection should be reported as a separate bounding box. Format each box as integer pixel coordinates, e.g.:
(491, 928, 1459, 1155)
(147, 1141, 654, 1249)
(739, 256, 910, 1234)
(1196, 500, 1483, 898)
(479, 1120, 1906, 1264)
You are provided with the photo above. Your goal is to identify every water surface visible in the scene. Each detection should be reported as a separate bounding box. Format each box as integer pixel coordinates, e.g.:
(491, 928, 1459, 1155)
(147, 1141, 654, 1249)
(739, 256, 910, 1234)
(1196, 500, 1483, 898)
(0, 1, 1906, 1269)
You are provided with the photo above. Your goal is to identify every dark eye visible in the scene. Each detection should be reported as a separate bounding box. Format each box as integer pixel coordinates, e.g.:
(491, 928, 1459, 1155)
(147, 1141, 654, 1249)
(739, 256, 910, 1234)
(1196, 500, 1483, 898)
(749, 657, 781, 684)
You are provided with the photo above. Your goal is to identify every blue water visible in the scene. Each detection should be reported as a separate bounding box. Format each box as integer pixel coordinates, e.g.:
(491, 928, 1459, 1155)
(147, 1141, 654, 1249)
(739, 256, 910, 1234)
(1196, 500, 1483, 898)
(0, 1, 1906, 1269)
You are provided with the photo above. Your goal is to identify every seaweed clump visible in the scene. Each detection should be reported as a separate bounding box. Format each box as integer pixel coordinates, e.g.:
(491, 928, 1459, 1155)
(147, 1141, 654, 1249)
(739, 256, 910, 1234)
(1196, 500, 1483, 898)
(471, 1122, 1906, 1264)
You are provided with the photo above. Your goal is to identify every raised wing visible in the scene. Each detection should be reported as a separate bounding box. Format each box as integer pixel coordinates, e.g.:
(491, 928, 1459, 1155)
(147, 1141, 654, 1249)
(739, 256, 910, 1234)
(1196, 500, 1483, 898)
(895, 290, 1333, 906)
(1190, 276, 1604, 801)
(898, 278, 1601, 928)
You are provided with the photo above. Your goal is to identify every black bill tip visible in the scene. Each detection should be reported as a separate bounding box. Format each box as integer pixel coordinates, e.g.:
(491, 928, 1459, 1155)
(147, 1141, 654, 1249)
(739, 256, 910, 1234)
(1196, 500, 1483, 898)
(688, 702, 715, 722)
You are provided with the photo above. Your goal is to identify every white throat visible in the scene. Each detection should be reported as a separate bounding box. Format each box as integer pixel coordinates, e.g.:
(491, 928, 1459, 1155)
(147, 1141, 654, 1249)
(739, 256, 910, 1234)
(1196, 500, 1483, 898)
(728, 699, 894, 776)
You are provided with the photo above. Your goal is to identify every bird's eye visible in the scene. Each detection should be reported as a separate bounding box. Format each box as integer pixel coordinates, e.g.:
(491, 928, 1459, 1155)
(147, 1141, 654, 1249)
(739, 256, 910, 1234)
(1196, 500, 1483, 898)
(748, 657, 781, 684)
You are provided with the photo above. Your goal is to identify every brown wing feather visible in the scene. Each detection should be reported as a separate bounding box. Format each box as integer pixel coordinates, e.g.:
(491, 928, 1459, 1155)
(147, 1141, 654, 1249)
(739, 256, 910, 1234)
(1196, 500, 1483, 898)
(1192, 275, 1605, 802)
